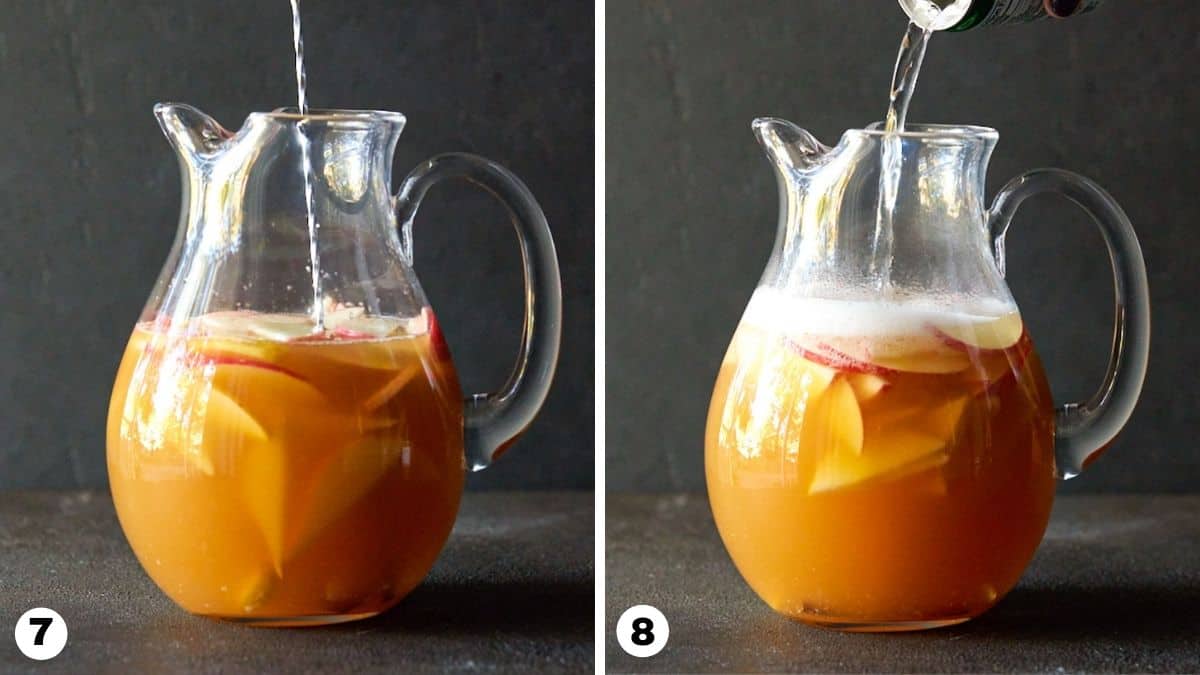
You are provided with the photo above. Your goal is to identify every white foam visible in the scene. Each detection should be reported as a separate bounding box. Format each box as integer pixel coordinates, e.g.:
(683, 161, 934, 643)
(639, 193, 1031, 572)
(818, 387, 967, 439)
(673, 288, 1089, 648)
(743, 286, 1018, 338)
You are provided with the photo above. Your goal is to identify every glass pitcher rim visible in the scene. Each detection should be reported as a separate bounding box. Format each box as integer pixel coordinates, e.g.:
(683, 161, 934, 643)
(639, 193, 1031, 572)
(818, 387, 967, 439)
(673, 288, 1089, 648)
(249, 107, 406, 127)
(851, 122, 999, 142)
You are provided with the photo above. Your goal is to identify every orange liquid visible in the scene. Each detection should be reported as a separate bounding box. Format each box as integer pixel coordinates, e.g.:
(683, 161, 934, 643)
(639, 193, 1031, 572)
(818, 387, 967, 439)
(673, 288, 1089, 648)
(706, 309, 1056, 629)
(107, 312, 464, 624)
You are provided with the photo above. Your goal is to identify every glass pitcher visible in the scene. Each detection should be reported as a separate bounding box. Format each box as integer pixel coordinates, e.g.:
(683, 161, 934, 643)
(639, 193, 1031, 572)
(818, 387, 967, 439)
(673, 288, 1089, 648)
(705, 118, 1149, 631)
(107, 104, 561, 626)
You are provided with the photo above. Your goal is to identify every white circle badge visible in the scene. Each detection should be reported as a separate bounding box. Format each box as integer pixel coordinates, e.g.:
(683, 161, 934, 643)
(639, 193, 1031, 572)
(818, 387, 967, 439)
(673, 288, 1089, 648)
(616, 604, 669, 658)
(14, 607, 67, 660)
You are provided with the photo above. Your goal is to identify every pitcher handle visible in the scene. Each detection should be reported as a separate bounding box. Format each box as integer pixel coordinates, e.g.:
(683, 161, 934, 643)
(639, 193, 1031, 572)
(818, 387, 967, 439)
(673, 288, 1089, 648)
(988, 169, 1150, 479)
(394, 153, 562, 471)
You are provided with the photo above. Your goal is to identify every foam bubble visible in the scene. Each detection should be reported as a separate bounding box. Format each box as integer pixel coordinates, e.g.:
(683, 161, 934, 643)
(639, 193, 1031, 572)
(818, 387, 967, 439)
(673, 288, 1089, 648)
(743, 286, 1019, 339)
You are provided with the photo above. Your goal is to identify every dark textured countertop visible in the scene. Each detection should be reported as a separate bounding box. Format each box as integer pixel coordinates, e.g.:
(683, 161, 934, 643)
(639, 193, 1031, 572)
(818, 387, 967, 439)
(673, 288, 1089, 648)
(606, 494, 1200, 673)
(0, 490, 593, 674)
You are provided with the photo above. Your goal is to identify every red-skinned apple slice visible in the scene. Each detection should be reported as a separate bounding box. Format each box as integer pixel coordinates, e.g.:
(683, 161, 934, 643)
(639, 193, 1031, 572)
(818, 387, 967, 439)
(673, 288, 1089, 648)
(423, 307, 452, 362)
(768, 340, 837, 397)
(196, 352, 307, 381)
(784, 338, 897, 375)
(193, 313, 311, 371)
(789, 336, 969, 376)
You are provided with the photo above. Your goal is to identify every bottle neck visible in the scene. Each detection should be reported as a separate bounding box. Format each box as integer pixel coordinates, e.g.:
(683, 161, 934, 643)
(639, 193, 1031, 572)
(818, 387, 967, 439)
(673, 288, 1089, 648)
(946, 0, 1102, 31)
(947, 0, 995, 31)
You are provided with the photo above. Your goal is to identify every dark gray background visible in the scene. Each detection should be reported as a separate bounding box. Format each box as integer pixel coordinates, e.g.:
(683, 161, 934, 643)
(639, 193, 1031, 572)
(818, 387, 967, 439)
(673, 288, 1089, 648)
(607, 1, 1199, 493)
(0, 1, 593, 490)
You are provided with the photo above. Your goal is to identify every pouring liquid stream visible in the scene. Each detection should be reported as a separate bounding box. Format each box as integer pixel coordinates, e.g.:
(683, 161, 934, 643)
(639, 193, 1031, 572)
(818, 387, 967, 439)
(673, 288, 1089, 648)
(872, 20, 933, 291)
(884, 20, 931, 134)
(290, 0, 324, 331)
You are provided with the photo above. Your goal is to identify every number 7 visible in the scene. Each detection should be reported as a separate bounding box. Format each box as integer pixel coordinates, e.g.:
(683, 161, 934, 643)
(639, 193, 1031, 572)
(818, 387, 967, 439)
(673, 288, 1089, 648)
(29, 617, 52, 646)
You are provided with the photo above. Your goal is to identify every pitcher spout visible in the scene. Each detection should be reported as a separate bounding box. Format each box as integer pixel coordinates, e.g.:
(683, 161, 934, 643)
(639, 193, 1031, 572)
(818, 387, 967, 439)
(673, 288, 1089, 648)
(752, 117, 830, 173)
(154, 102, 234, 158)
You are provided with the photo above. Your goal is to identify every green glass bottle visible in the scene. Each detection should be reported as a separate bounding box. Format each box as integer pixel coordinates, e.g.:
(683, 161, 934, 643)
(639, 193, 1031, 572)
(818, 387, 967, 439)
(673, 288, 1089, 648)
(899, 0, 1103, 31)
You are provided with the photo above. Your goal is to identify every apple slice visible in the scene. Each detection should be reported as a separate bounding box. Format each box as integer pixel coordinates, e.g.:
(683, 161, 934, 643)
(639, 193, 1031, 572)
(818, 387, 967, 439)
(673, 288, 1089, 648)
(806, 392, 965, 495)
(867, 348, 970, 375)
(182, 388, 270, 475)
(362, 361, 425, 412)
(800, 378, 864, 459)
(332, 315, 404, 339)
(809, 428, 948, 495)
(210, 361, 325, 413)
(209, 364, 342, 574)
(846, 373, 890, 402)
(197, 310, 258, 337)
(200, 311, 317, 341)
(245, 314, 317, 341)
(933, 312, 1023, 352)
(199, 351, 306, 381)
(190, 334, 280, 371)
(322, 305, 408, 340)
(794, 334, 971, 376)
(924, 395, 968, 439)
(424, 307, 452, 362)
(785, 339, 895, 375)
(301, 335, 423, 373)
(286, 430, 406, 561)
(241, 440, 287, 575)
(719, 338, 836, 458)
(195, 313, 311, 367)
(324, 304, 365, 327)
(790, 351, 838, 399)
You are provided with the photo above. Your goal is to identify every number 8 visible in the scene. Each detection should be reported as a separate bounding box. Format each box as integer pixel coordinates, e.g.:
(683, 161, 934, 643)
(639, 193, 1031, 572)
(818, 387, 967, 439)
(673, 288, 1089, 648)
(631, 617, 654, 646)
